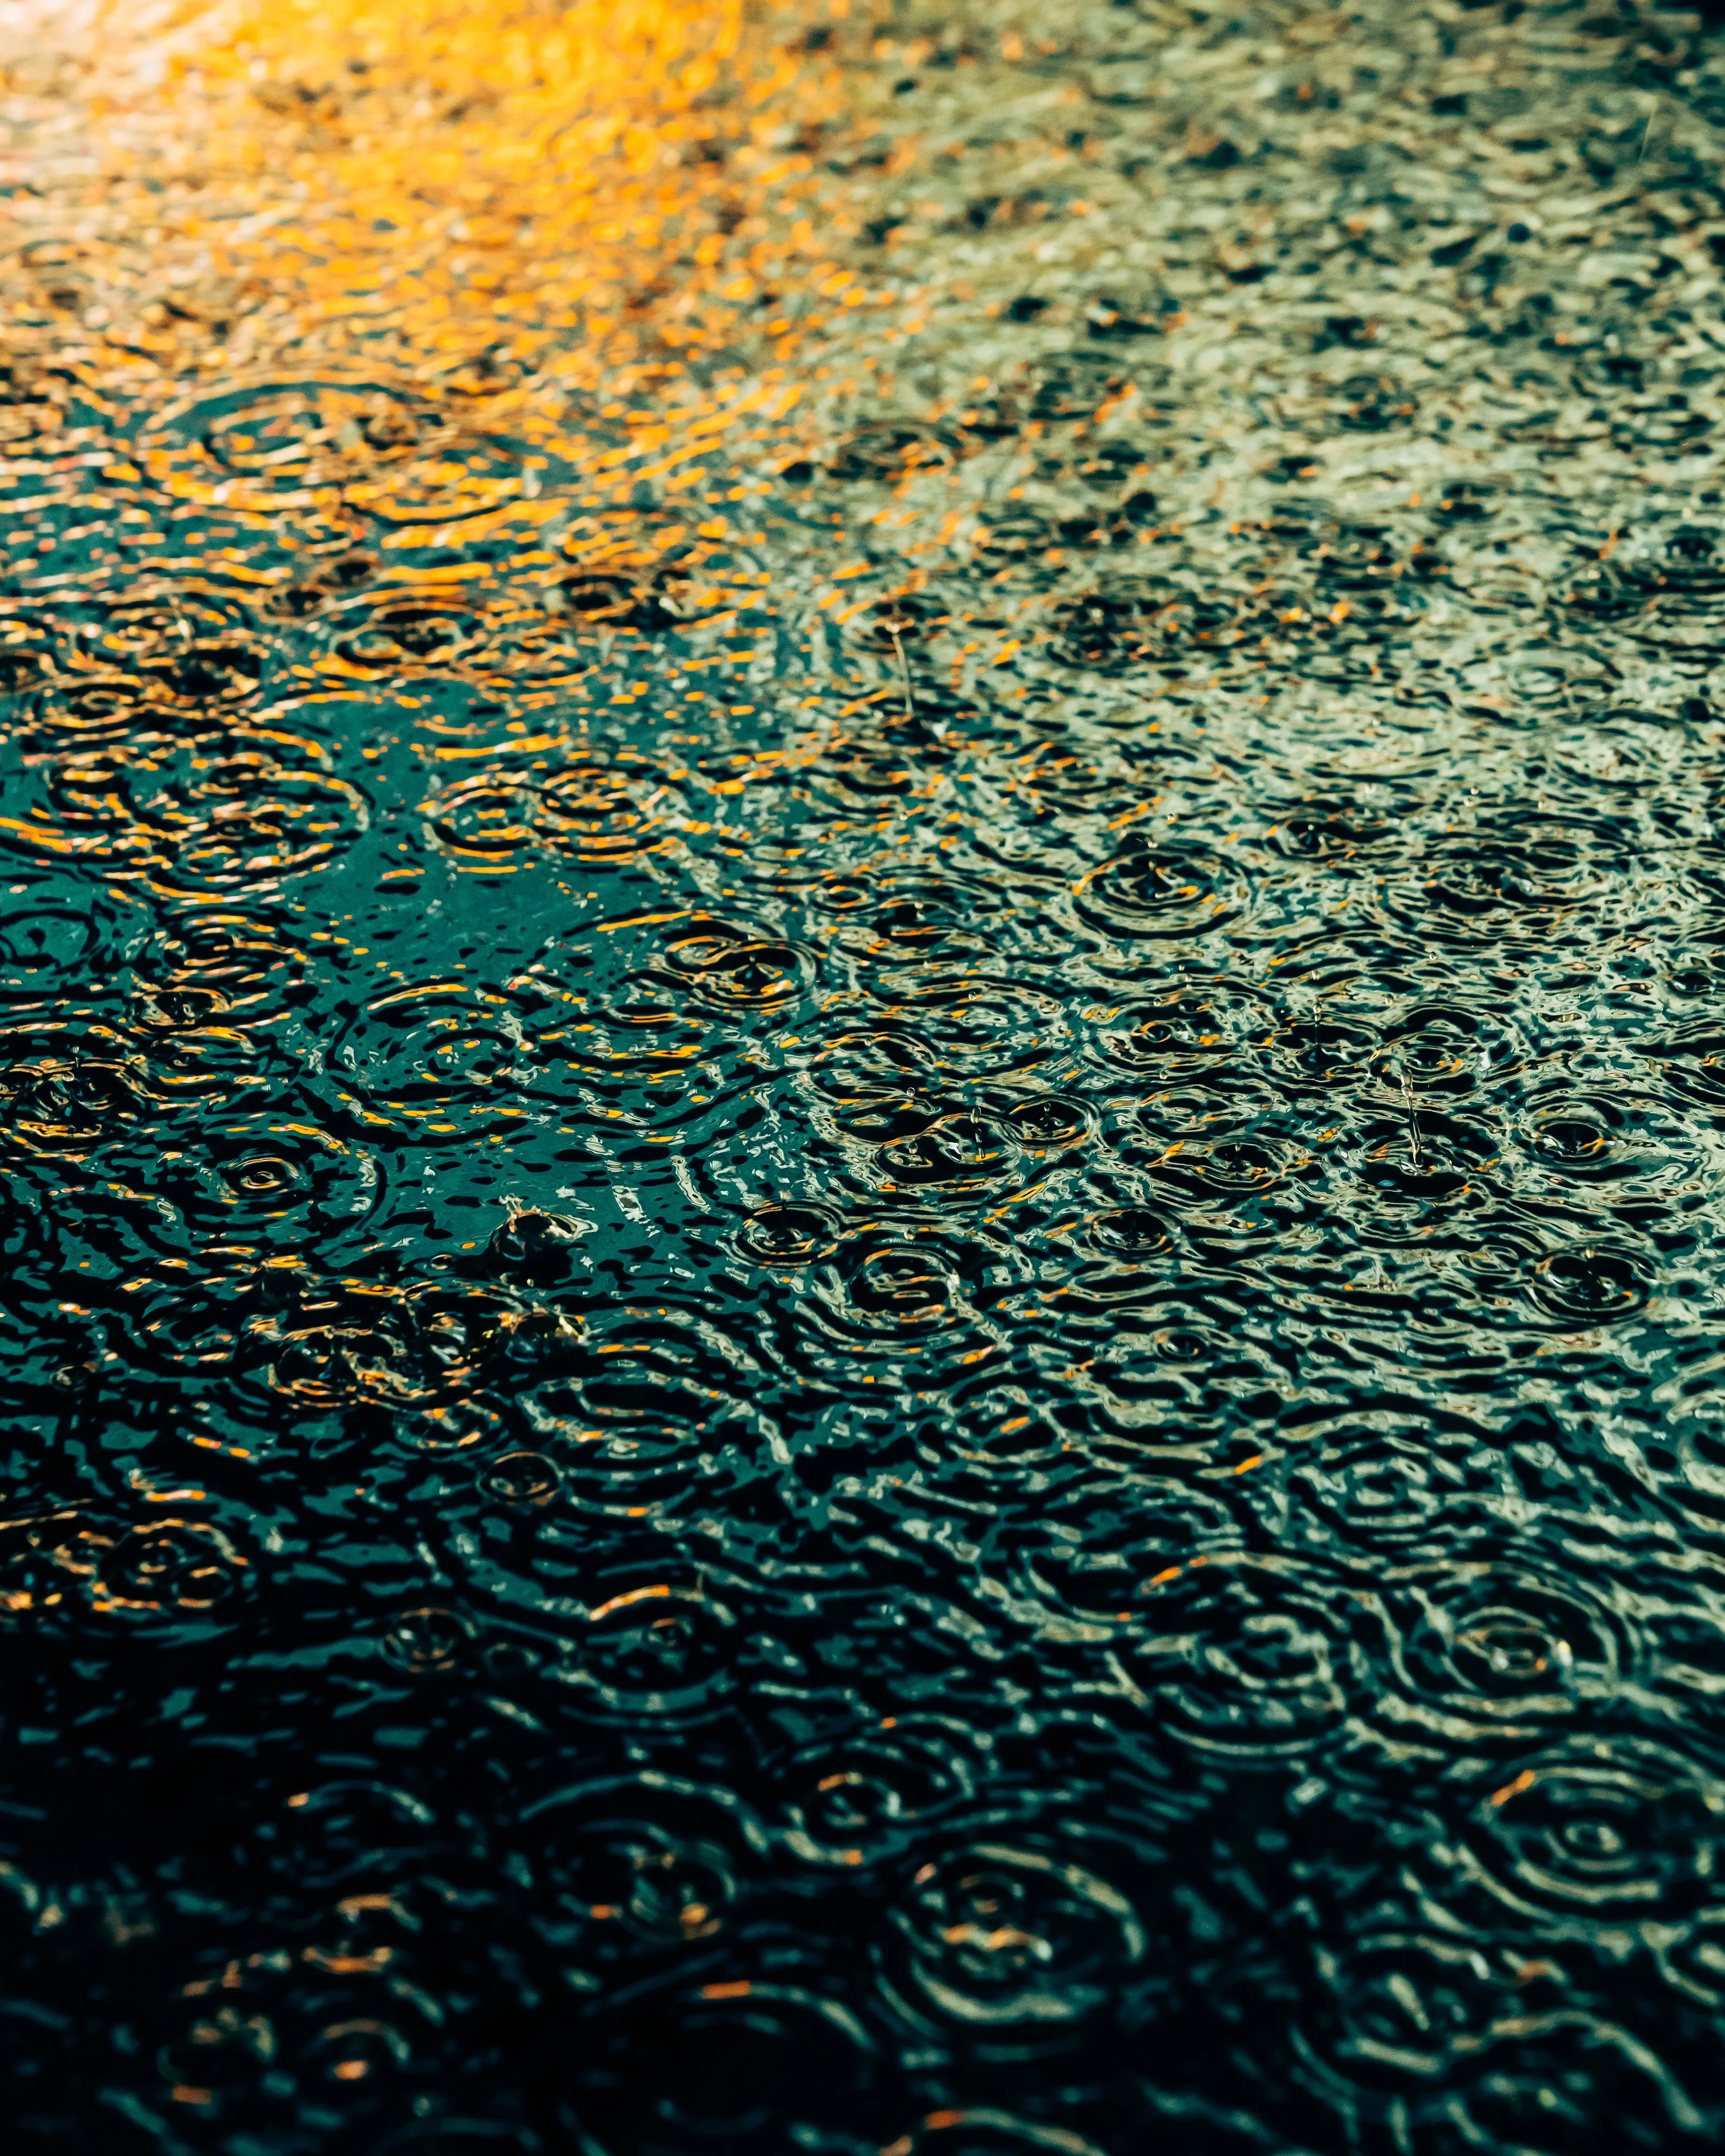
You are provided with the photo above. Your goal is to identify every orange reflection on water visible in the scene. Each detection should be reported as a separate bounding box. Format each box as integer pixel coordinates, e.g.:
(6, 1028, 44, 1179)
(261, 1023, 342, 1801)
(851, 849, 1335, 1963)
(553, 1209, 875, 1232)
(7, 0, 984, 768)
(127, 0, 840, 385)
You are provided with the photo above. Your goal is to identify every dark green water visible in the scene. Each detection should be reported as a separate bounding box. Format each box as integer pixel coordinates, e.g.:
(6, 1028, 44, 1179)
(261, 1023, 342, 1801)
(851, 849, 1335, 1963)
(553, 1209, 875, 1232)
(12, 3, 1725, 2152)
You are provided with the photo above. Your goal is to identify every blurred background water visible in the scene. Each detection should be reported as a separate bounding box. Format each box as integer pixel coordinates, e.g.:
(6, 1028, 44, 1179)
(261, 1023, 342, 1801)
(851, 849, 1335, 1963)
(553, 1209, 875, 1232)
(6, 1, 1725, 2149)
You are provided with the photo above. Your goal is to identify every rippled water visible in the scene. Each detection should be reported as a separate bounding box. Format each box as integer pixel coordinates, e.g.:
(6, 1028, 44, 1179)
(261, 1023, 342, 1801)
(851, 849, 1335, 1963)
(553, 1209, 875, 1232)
(10, 0, 1725, 2148)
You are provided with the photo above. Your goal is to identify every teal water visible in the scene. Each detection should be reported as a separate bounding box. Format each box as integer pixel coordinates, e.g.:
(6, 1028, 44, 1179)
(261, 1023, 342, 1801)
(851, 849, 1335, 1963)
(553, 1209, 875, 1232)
(10, 2, 1725, 2151)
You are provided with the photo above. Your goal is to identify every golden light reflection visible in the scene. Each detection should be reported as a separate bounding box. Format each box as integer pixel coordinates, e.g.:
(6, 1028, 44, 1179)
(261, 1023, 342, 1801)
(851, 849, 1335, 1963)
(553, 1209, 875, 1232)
(66, 0, 882, 514)
(0, 0, 982, 680)
(121, 0, 839, 380)
(10, 0, 1153, 592)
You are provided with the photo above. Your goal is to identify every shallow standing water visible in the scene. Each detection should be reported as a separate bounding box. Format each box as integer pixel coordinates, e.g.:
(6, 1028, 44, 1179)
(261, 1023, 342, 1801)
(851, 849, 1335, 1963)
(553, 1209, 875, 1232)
(8, 1, 1725, 2150)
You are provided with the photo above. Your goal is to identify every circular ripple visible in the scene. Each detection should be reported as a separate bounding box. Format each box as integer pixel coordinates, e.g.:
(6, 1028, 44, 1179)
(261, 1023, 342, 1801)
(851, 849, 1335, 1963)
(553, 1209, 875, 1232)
(775, 1719, 983, 1869)
(1285, 1927, 1526, 2141)
(847, 590, 954, 658)
(1375, 1546, 1634, 1742)
(16, 734, 368, 893)
(554, 568, 687, 635)
(408, 1398, 513, 1456)
(260, 1779, 439, 1896)
(1074, 835, 1247, 941)
(567, 1580, 738, 1726)
(330, 982, 537, 1127)
(883, 1842, 1145, 2036)
(1385, 1000, 1520, 1096)
(821, 870, 1012, 965)
(996, 1482, 1248, 1629)
(1055, 1204, 1179, 1307)
(1043, 588, 1164, 674)
(1080, 990, 1259, 1081)
(1615, 521, 1725, 656)
(20, 674, 159, 752)
(653, 920, 815, 1019)
(1260, 1014, 1381, 1091)
(1381, 814, 1630, 950)
(518, 1773, 765, 1958)
(510, 1357, 760, 1516)
(380, 1605, 475, 1674)
(875, 1111, 1015, 1196)
(140, 378, 534, 527)
(422, 753, 680, 869)
(784, 1225, 1024, 1388)
(63, 585, 259, 681)
(997, 740, 1150, 822)
(1458, 1739, 1725, 1929)
(95, 1518, 251, 1620)
(828, 420, 959, 480)
(318, 589, 489, 674)
(253, 1280, 516, 1421)
(734, 1201, 843, 1269)
(1513, 1084, 1716, 1208)
(0, 1044, 155, 1162)
(842, 1232, 972, 1326)
(1265, 797, 1390, 859)
(1130, 1555, 1364, 1761)
(1524, 1241, 1651, 1327)
(1280, 1414, 1502, 1557)
(997, 1092, 1095, 1157)
(105, 1113, 384, 1270)
(19, 1510, 255, 1639)
(481, 1450, 562, 1507)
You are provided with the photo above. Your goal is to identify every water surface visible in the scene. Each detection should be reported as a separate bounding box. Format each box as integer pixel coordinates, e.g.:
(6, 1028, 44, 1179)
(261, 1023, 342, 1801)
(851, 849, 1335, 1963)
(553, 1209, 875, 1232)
(6, 2, 1725, 2150)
